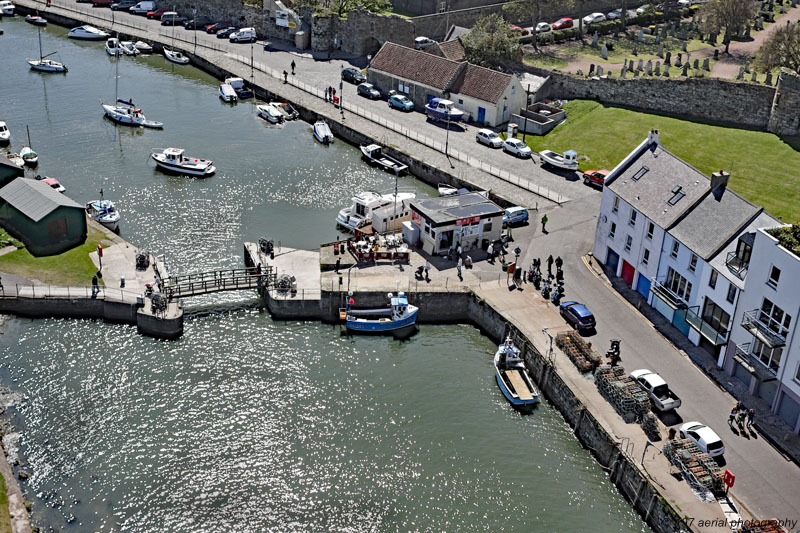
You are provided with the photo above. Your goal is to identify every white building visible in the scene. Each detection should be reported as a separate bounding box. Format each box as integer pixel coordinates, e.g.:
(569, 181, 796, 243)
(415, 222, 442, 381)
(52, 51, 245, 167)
(724, 226, 800, 434)
(409, 193, 503, 255)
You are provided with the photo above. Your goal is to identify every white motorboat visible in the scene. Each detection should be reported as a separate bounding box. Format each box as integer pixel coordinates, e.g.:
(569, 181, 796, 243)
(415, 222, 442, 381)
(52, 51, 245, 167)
(0, 121, 10, 144)
(313, 120, 334, 144)
(0, 1, 15, 15)
(106, 37, 123, 56)
(494, 336, 539, 411)
(133, 41, 153, 54)
(37, 175, 66, 193)
(424, 98, 465, 123)
(163, 48, 189, 64)
(68, 25, 109, 41)
(120, 41, 141, 56)
(257, 103, 284, 124)
(28, 21, 67, 73)
(25, 14, 46, 26)
(5, 153, 24, 167)
(336, 190, 416, 232)
(539, 149, 579, 171)
(438, 183, 458, 196)
(224, 77, 253, 99)
(360, 143, 408, 175)
(86, 199, 120, 231)
(274, 102, 298, 120)
(219, 83, 237, 103)
(151, 147, 216, 177)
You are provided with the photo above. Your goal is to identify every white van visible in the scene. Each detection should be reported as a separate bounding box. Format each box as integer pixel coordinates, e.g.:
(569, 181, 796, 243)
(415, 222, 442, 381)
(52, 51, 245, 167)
(229, 27, 256, 43)
(129, 0, 155, 14)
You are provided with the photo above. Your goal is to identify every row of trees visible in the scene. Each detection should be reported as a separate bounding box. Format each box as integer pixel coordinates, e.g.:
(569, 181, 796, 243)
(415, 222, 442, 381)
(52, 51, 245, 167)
(295, 0, 389, 18)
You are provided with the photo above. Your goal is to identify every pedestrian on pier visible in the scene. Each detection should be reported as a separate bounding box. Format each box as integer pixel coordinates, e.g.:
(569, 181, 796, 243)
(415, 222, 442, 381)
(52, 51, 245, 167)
(747, 408, 755, 429)
(541, 214, 549, 234)
(555, 256, 563, 271)
(487, 243, 494, 263)
(283, 70, 288, 83)
(729, 407, 737, 427)
(335, 257, 341, 273)
(546, 254, 554, 277)
(324, 87, 329, 101)
(332, 87, 336, 103)
(737, 408, 747, 428)
(91, 275, 98, 298)
(291, 60, 296, 75)
(424, 260, 430, 280)
(456, 257, 462, 280)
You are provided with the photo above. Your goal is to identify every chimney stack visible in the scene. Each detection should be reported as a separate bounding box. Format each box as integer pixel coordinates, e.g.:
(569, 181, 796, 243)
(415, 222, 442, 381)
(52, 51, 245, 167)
(711, 170, 730, 192)
(647, 129, 660, 144)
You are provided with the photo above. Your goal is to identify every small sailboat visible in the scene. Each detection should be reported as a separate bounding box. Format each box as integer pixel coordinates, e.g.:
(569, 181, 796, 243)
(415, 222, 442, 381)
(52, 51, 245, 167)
(20, 126, 38, 166)
(28, 18, 67, 73)
(102, 54, 163, 128)
(494, 337, 539, 411)
(340, 293, 418, 337)
(256, 103, 284, 124)
(313, 120, 334, 144)
(163, 48, 189, 64)
(0, 121, 10, 144)
(25, 14, 47, 26)
(219, 82, 237, 103)
(151, 147, 216, 177)
(86, 190, 120, 231)
(133, 41, 153, 54)
(539, 149, 579, 171)
(438, 183, 458, 196)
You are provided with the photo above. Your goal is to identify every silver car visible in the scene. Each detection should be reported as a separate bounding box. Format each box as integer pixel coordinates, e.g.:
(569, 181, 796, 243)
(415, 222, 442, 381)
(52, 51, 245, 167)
(476, 128, 503, 148)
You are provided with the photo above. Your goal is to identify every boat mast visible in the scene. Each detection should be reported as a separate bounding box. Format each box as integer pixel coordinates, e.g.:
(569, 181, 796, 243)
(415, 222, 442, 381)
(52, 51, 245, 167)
(392, 174, 397, 240)
(26, 125, 32, 149)
(37, 18, 43, 60)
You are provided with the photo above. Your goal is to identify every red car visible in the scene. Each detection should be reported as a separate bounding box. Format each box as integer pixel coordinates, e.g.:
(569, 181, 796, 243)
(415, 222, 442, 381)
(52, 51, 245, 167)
(553, 17, 573, 30)
(583, 169, 610, 188)
(147, 8, 170, 19)
(511, 25, 530, 36)
(206, 21, 232, 34)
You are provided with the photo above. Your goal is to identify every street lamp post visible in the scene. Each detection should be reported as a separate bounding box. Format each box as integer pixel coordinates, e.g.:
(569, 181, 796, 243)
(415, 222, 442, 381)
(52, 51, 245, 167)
(193, 9, 197, 52)
(522, 83, 531, 143)
(340, 65, 345, 118)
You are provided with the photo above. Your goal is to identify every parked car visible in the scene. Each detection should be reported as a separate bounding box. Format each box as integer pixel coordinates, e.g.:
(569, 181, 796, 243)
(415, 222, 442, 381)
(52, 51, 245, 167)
(629, 369, 682, 412)
(357, 82, 381, 99)
(129, 0, 155, 14)
(161, 12, 188, 26)
(413, 36, 435, 49)
(146, 7, 170, 19)
(475, 128, 502, 148)
(559, 301, 597, 331)
(636, 4, 653, 14)
(679, 422, 725, 457)
(503, 206, 529, 227)
(206, 21, 232, 34)
(552, 17, 573, 30)
(216, 27, 239, 39)
(502, 138, 532, 158)
(91, 0, 113, 7)
(110, 0, 136, 10)
(229, 27, 256, 43)
(388, 94, 414, 111)
(677, 0, 693, 6)
(607, 8, 624, 19)
(535, 22, 552, 33)
(583, 12, 606, 25)
(341, 68, 366, 84)
(184, 16, 213, 30)
(583, 169, 609, 188)
(511, 25, 530, 36)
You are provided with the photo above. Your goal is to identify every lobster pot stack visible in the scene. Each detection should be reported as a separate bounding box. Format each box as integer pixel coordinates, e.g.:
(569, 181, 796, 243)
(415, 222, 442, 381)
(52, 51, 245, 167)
(640, 412, 661, 441)
(555, 331, 602, 373)
(594, 365, 650, 422)
(662, 439, 724, 495)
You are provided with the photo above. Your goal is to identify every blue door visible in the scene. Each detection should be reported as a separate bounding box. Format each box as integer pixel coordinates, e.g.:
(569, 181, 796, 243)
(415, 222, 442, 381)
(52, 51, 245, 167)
(606, 248, 620, 274)
(477, 107, 486, 123)
(672, 309, 692, 337)
(636, 275, 651, 299)
(426, 94, 435, 104)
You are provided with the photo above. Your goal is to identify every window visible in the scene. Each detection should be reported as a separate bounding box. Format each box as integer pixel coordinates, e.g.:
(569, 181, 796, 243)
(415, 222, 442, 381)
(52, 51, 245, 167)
(671, 240, 680, 258)
(646, 222, 654, 240)
(751, 338, 783, 374)
(768, 266, 781, 288)
(702, 298, 731, 334)
(642, 249, 650, 265)
(689, 253, 697, 272)
(483, 221, 493, 232)
(735, 237, 752, 264)
(726, 284, 736, 303)
(668, 186, 686, 206)
(665, 267, 692, 302)
(612, 196, 619, 213)
(609, 222, 616, 239)
(458, 99, 464, 105)
(709, 269, 718, 289)
(632, 166, 649, 181)
(759, 298, 792, 337)
(511, 84, 516, 95)
(629, 209, 637, 226)
(625, 235, 633, 252)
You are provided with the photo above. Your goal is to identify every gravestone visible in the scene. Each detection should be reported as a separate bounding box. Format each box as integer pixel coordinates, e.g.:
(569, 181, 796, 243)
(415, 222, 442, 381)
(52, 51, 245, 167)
(621, 67, 627, 79)
(633, 69, 640, 77)
(632, 45, 638, 56)
(656, 34, 661, 45)
(661, 25, 668, 38)
(637, 59, 644, 71)
(714, 49, 720, 60)
(658, 43, 664, 58)
(682, 41, 688, 52)
(693, 58, 699, 69)
(601, 43, 608, 60)
(676, 53, 682, 67)
(589, 64, 595, 75)
(623, 58, 628, 70)
(597, 66, 604, 76)
(638, 29, 644, 42)
(577, 68, 584, 76)
(745, 59, 751, 73)
(614, 27, 620, 39)
(765, 71, 773, 84)
(703, 57, 710, 70)
(655, 63, 661, 76)
(628, 60, 634, 72)
(645, 61, 652, 75)
(665, 51, 672, 64)
(737, 66, 745, 80)
(751, 71, 758, 82)
(681, 62, 689, 76)
(737, 26, 745, 39)
(664, 68, 670, 77)
(592, 32, 599, 48)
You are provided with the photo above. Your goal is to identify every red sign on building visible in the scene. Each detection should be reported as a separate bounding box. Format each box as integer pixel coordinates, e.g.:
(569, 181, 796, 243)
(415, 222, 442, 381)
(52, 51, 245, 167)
(456, 216, 480, 226)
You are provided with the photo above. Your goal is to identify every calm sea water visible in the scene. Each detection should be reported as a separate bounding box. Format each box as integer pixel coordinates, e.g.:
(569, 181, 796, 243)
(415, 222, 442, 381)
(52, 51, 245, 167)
(0, 18, 649, 532)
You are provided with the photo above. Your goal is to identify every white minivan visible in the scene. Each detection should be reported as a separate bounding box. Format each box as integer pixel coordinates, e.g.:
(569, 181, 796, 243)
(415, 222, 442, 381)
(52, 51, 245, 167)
(129, 0, 155, 14)
(229, 27, 256, 43)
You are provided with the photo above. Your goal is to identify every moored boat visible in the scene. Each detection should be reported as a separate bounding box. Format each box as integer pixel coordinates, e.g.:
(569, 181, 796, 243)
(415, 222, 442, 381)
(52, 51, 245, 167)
(36, 175, 66, 193)
(539, 149, 579, 171)
(0, 121, 10, 144)
(256, 103, 284, 124)
(102, 99, 147, 126)
(340, 292, 418, 337)
(20, 146, 38, 166)
(274, 102, 298, 120)
(106, 37, 123, 56)
(5, 153, 24, 167)
(120, 41, 141, 56)
(224, 77, 253, 99)
(438, 183, 458, 196)
(0, 1, 15, 15)
(86, 199, 120, 231)
(68, 25, 109, 41)
(360, 143, 408, 175)
(313, 120, 334, 144)
(151, 147, 215, 177)
(28, 17, 67, 73)
(424, 98, 464, 123)
(163, 48, 189, 64)
(219, 83, 237, 103)
(25, 14, 46, 26)
(133, 41, 153, 54)
(494, 336, 539, 411)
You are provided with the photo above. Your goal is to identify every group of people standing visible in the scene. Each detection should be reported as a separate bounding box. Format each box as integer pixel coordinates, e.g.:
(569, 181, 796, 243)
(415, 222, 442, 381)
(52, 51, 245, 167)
(323, 86, 337, 103)
(730, 403, 756, 431)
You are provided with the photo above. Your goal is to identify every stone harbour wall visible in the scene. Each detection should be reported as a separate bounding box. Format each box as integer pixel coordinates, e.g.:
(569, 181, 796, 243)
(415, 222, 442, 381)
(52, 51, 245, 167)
(165, 0, 303, 41)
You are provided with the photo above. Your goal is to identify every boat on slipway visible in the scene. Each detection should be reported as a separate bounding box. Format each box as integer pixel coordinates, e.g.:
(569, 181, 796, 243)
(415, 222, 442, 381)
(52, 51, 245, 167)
(494, 337, 539, 411)
(424, 98, 464, 123)
(313, 120, 333, 144)
(340, 293, 418, 338)
(151, 147, 215, 177)
(86, 199, 120, 231)
(539, 149, 579, 171)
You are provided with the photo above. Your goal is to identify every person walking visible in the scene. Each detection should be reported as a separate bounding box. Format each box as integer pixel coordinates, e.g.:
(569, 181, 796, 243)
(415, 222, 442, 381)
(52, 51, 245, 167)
(424, 259, 430, 281)
(290, 60, 296, 75)
(283, 70, 288, 83)
(456, 257, 462, 280)
(729, 407, 737, 428)
(324, 87, 329, 101)
(555, 256, 563, 271)
(91, 275, 98, 298)
(737, 408, 747, 428)
(747, 408, 755, 429)
(541, 214, 549, 234)
(332, 87, 336, 104)
(546, 254, 554, 277)
(457, 243, 462, 258)
(487, 243, 494, 263)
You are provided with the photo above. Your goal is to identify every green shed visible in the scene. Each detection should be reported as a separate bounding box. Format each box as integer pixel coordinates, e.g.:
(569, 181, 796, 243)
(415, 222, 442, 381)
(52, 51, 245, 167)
(0, 178, 87, 256)
(0, 157, 24, 189)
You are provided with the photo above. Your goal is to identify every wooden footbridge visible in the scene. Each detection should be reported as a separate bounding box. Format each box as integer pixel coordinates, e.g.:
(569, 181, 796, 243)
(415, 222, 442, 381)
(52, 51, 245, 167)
(163, 267, 276, 301)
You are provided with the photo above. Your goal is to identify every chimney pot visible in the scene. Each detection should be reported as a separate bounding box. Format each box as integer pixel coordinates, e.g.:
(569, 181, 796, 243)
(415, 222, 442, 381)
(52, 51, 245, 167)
(711, 170, 730, 192)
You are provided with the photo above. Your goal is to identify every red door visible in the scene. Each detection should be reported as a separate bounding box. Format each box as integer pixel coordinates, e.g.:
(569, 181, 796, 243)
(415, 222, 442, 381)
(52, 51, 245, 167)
(621, 260, 635, 287)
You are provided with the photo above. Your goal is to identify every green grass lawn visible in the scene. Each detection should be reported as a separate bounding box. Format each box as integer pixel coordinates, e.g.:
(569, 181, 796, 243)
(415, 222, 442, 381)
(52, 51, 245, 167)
(0, 225, 105, 285)
(0, 475, 11, 533)
(562, 33, 716, 65)
(523, 54, 568, 70)
(522, 101, 800, 222)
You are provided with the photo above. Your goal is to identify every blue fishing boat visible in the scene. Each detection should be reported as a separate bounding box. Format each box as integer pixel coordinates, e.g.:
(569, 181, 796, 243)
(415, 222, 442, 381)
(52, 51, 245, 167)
(494, 337, 539, 410)
(340, 293, 418, 337)
(424, 98, 465, 123)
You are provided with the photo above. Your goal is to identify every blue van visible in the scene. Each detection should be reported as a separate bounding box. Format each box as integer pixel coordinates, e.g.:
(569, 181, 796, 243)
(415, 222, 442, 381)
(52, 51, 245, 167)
(503, 206, 529, 227)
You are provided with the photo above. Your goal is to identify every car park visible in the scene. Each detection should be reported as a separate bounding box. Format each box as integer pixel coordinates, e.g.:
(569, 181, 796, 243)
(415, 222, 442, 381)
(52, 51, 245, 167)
(357, 83, 381, 99)
(552, 17, 573, 30)
(503, 206, 529, 226)
(388, 94, 414, 111)
(582, 12, 606, 24)
(129, 0, 155, 14)
(502, 138, 532, 158)
(559, 301, 597, 331)
(679, 422, 725, 457)
(629, 369, 682, 411)
(535, 22, 552, 33)
(341, 68, 366, 84)
(583, 169, 609, 188)
(110, 0, 136, 10)
(161, 12, 188, 25)
(206, 21, 232, 33)
(607, 8, 623, 19)
(184, 16, 213, 30)
(475, 128, 503, 148)
(413, 36, 435, 49)
(216, 27, 238, 39)
(229, 27, 256, 43)
(146, 7, 169, 18)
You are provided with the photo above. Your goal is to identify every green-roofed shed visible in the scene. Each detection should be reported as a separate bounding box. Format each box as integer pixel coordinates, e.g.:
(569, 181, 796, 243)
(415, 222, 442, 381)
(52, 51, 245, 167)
(0, 178, 87, 256)
(0, 157, 25, 188)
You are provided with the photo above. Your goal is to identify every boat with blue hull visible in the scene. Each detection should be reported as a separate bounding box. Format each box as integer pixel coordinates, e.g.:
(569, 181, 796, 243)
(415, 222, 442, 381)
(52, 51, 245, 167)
(341, 293, 418, 337)
(424, 98, 465, 123)
(494, 337, 539, 411)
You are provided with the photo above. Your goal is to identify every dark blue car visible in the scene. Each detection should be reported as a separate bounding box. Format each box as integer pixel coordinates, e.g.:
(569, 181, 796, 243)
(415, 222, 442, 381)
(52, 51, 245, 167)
(559, 301, 596, 331)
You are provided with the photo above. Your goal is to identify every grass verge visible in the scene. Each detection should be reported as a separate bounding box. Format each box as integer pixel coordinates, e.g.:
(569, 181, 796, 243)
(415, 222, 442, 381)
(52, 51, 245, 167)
(0, 225, 105, 285)
(0, 474, 10, 533)
(523, 54, 567, 70)
(521, 100, 800, 222)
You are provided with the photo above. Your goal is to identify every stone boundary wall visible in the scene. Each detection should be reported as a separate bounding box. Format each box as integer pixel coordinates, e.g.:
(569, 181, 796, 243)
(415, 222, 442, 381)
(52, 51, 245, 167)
(768, 68, 800, 136)
(311, 8, 414, 55)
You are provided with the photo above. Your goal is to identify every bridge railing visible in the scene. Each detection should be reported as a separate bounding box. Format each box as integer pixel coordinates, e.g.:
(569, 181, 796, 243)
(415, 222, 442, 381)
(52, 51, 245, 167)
(164, 268, 276, 300)
(0, 284, 141, 303)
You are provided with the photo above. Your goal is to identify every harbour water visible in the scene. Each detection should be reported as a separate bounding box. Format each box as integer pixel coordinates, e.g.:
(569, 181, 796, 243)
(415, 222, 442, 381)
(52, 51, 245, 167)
(0, 18, 649, 531)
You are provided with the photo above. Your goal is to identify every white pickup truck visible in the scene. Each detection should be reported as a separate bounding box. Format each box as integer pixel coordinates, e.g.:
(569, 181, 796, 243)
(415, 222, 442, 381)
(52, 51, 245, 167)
(629, 369, 682, 412)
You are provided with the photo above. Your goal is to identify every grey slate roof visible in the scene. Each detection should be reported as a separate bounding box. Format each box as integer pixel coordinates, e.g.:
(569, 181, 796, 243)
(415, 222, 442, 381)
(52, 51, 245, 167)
(445, 25, 471, 41)
(411, 192, 503, 225)
(0, 178, 82, 222)
(369, 42, 464, 91)
(607, 143, 708, 229)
